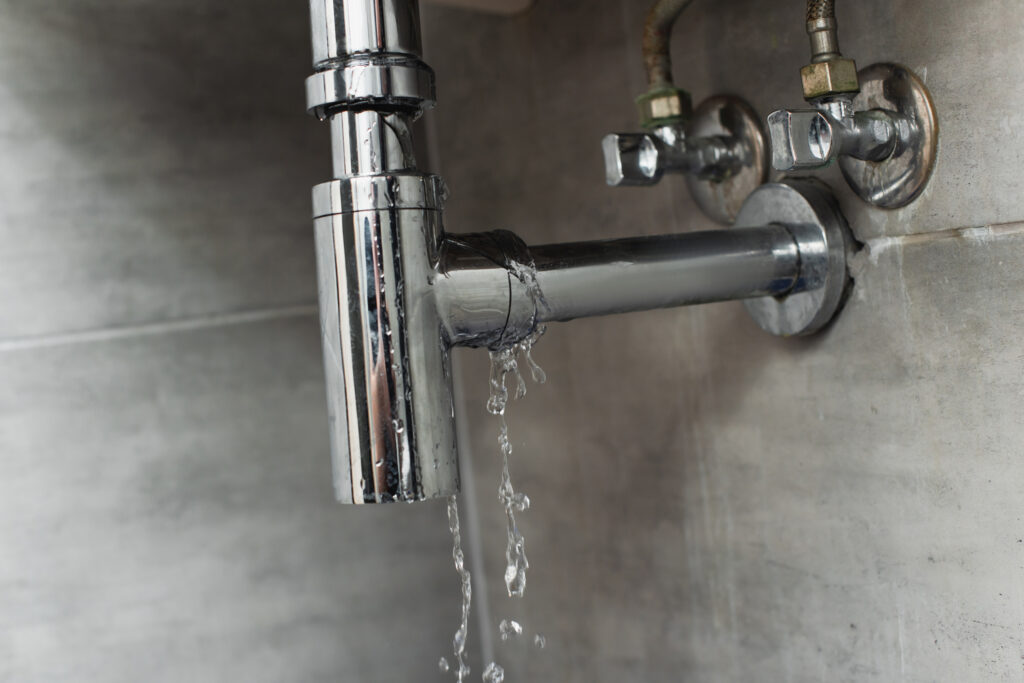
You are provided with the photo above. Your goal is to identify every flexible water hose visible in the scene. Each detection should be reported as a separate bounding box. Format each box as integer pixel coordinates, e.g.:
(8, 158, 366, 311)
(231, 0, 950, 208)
(806, 0, 835, 22)
(641, 0, 696, 88)
(641, 0, 840, 87)
(805, 0, 841, 63)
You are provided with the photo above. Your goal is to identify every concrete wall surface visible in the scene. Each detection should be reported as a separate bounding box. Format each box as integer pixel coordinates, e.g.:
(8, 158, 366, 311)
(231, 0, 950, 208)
(422, 0, 1024, 681)
(3, 0, 1024, 681)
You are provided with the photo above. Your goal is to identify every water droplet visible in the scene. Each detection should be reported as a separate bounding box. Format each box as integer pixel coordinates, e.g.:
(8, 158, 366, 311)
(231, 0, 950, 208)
(512, 492, 530, 512)
(438, 657, 450, 673)
(499, 619, 522, 641)
(534, 634, 546, 649)
(482, 662, 504, 683)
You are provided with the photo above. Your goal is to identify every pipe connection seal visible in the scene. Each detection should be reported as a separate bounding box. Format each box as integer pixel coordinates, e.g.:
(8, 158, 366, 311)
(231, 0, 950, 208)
(306, 56, 437, 120)
(312, 174, 448, 218)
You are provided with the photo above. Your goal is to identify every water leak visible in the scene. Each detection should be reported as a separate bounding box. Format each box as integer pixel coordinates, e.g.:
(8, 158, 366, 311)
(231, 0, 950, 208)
(446, 495, 472, 682)
(445, 258, 548, 682)
(486, 326, 546, 599)
(498, 619, 523, 641)
(476, 325, 546, 680)
(481, 662, 505, 683)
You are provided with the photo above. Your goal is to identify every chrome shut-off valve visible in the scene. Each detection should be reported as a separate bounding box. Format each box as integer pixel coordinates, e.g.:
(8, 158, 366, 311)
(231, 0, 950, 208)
(768, 101, 899, 172)
(602, 0, 768, 224)
(768, 1, 938, 208)
(603, 111, 752, 187)
(603, 96, 769, 225)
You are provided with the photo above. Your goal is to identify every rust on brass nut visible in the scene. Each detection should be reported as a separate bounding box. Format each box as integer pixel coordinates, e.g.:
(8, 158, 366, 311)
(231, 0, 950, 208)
(801, 58, 859, 100)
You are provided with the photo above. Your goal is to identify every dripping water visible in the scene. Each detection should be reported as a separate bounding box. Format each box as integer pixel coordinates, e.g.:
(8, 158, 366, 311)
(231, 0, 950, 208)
(486, 324, 546, 599)
(444, 258, 548, 682)
(446, 495, 472, 682)
(479, 256, 548, 679)
(482, 662, 505, 683)
(499, 619, 523, 641)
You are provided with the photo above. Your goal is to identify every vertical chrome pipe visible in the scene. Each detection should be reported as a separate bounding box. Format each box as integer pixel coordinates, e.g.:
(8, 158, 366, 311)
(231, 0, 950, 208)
(309, 0, 424, 69)
(307, 0, 457, 504)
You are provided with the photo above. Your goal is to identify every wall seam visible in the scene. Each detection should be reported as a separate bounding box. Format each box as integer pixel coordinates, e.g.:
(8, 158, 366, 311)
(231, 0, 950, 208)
(0, 303, 319, 353)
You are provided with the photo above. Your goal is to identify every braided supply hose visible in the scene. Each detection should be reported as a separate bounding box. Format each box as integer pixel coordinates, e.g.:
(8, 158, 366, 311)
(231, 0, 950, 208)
(641, 0, 696, 88)
(806, 0, 835, 22)
(806, 0, 840, 63)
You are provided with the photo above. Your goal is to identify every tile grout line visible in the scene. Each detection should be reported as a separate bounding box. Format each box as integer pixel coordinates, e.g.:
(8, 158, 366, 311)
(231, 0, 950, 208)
(4, 218, 1020, 354)
(864, 220, 1024, 252)
(0, 303, 319, 353)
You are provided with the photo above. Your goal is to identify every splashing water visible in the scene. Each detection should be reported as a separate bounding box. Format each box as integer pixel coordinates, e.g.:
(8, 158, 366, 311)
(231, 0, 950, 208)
(533, 634, 546, 649)
(446, 495, 472, 682)
(439, 657, 451, 673)
(482, 662, 505, 683)
(499, 619, 523, 641)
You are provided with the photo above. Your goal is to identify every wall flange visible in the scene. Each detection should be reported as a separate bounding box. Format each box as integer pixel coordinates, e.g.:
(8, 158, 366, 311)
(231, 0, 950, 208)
(839, 63, 938, 209)
(685, 95, 769, 224)
(736, 180, 853, 336)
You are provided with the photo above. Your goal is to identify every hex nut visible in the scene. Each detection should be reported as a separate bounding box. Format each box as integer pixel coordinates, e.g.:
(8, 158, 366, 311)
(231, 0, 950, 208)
(602, 133, 662, 186)
(801, 58, 859, 100)
(635, 87, 693, 129)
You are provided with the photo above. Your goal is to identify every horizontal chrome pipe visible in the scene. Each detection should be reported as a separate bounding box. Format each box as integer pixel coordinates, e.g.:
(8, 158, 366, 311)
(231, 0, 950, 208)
(435, 226, 801, 347)
(531, 228, 799, 322)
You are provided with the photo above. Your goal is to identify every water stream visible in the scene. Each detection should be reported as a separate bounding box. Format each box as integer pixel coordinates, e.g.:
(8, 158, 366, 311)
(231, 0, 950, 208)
(441, 495, 472, 682)
(485, 326, 546, 599)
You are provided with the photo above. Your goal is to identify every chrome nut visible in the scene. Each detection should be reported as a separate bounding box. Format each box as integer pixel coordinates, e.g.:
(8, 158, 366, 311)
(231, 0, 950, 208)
(800, 58, 859, 100)
(635, 87, 693, 129)
(602, 133, 662, 186)
(766, 109, 839, 171)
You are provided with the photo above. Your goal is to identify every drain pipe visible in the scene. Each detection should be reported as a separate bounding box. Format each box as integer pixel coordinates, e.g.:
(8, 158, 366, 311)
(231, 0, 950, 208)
(305, 0, 853, 504)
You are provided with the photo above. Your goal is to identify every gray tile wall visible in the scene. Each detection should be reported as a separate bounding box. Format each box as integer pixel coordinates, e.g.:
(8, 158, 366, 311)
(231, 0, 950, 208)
(423, 1, 1024, 680)
(0, 2, 463, 681)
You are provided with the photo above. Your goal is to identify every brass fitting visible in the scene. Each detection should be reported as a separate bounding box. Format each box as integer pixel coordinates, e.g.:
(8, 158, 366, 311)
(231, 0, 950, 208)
(636, 86, 693, 129)
(800, 58, 859, 100)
